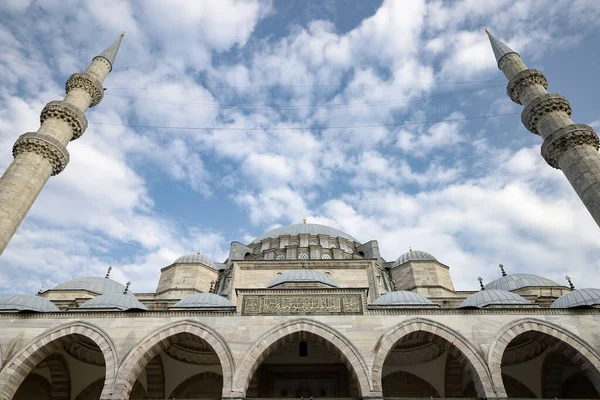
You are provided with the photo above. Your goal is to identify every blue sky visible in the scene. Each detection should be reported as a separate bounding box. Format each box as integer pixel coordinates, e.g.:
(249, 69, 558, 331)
(1, 0, 600, 295)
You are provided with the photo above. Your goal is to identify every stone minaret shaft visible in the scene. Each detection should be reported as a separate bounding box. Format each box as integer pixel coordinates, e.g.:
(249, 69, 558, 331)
(487, 30, 600, 228)
(0, 34, 123, 256)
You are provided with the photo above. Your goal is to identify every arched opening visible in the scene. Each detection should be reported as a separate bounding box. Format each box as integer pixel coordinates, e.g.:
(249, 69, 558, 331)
(12, 334, 110, 400)
(381, 330, 481, 398)
(122, 331, 225, 399)
(501, 331, 600, 398)
(246, 331, 361, 398)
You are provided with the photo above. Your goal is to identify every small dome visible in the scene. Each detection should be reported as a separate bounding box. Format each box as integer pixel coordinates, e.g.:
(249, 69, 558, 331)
(373, 291, 433, 306)
(394, 250, 437, 267)
(551, 288, 600, 308)
(267, 270, 339, 288)
(0, 294, 60, 312)
(459, 289, 530, 308)
(53, 276, 132, 296)
(484, 274, 560, 291)
(252, 223, 357, 244)
(79, 294, 147, 311)
(170, 293, 234, 308)
(173, 253, 216, 269)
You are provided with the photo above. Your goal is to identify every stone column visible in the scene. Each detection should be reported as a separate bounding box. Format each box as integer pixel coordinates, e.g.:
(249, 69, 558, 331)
(0, 35, 121, 256)
(490, 32, 600, 228)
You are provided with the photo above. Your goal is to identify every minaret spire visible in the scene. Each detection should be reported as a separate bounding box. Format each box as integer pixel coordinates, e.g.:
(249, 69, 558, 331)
(486, 29, 600, 228)
(0, 33, 124, 256)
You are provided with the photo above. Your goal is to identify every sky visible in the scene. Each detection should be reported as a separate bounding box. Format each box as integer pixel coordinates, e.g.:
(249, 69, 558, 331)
(1, 0, 600, 295)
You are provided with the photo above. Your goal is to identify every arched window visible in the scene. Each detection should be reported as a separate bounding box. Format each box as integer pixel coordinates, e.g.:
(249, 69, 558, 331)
(299, 341, 308, 357)
(298, 252, 309, 260)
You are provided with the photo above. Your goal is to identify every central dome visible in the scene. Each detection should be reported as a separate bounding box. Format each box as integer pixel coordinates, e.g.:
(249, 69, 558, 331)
(251, 223, 357, 244)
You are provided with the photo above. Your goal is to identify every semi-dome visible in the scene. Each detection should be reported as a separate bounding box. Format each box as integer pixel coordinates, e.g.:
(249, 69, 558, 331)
(251, 223, 357, 244)
(394, 250, 438, 267)
(52, 276, 132, 296)
(172, 253, 216, 269)
(170, 293, 234, 308)
(267, 270, 339, 288)
(373, 291, 434, 306)
(551, 288, 600, 308)
(0, 294, 60, 312)
(484, 274, 560, 291)
(459, 289, 530, 308)
(79, 294, 147, 311)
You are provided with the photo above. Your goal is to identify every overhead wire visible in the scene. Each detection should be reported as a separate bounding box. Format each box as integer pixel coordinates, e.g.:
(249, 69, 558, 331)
(104, 84, 505, 110)
(90, 111, 520, 131)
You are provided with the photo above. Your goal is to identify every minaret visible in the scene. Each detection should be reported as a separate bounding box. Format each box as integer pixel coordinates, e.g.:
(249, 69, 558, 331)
(0, 34, 124, 256)
(486, 29, 600, 228)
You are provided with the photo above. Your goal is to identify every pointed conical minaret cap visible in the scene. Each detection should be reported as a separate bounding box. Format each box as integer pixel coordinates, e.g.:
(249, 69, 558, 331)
(94, 32, 125, 72)
(485, 29, 518, 69)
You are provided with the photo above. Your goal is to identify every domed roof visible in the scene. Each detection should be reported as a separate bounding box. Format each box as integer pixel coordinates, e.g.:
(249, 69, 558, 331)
(267, 270, 339, 288)
(0, 294, 60, 312)
(394, 250, 438, 267)
(170, 293, 234, 308)
(79, 294, 147, 311)
(251, 223, 357, 244)
(459, 289, 530, 308)
(373, 291, 434, 306)
(484, 274, 560, 291)
(551, 288, 600, 308)
(173, 253, 216, 269)
(53, 277, 132, 296)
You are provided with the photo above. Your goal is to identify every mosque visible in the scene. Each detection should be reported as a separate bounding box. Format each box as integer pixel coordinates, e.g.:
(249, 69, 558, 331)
(1, 31, 600, 400)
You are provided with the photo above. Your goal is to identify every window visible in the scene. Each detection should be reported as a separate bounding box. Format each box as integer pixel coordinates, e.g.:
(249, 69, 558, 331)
(275, 254, 285, 260)
(298, 252, 309, 260)
(299, 341, 308, 357)
(321, 254, 332, 259)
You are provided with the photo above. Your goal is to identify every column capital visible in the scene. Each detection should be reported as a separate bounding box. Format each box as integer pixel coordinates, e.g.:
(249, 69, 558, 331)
(541, 124, 599, 169)
(65, 72, 104, 107)
(40, 100, 88, 140)
(521, 93, 571, 135)
(506, 69, 547, 105)
(12, 132, 70, 175)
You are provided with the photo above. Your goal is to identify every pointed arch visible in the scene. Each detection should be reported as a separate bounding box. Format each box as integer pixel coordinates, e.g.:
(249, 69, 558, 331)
(487, 318, 600, 397)
(0, 321, 117, 400)
(370, 318, 495, 398)
(232, 318, 371, 397)
(110, 320, 234, 400)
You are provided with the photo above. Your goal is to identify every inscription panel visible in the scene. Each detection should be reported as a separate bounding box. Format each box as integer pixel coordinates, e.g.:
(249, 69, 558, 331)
(242, 294, 363, 315)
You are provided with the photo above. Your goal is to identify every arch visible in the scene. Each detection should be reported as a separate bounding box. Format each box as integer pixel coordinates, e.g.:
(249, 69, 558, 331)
(0, 321, 118, 400)
(169, 371, 223, 398)
(370, 318, 495, 398)
(488, 318, 600, 397)
(111, 320, 235, 399)
(233, 318, 371, 397)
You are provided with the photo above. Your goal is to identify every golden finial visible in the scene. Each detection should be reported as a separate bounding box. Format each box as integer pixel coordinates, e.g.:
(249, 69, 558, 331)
(121, 31, 126, 38)
(197, 250, 201, 254)
(484, 28, 490, 35)
(409, 246, 412, 252)
(303, 218, 307, 224)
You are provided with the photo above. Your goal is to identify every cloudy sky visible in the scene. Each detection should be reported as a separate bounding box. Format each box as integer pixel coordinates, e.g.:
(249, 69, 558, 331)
(1, 0, 600, 295)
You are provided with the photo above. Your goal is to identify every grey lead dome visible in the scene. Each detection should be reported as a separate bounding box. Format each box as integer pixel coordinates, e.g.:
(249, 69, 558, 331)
(373, 291, 433, 306)
(394, 250, 437, 267)
(267, 270, 339, 288)
(53, 276, 133, 296)
(484, 274, 560, 291)
(79, 294, 147, 311)
(460, 289, 530, 308)
(170, 293, 234, 308)
(251, 223, 357, 244)
(0, 294, 59, 312)
(552, 288, 600, 308)
(173, 253, 216, 269)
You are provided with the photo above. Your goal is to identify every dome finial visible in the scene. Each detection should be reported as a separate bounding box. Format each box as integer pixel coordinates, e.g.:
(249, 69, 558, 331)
(478, 276, 485, 291)
(484, 27, 490, 35)
(38, 280, 47, 294)
(499, 264, 507, 277)
(123, 281, 131, 294)
(565, 275, 575, 290)
(303, 218, 307, 224)
(409, 246, 412, 252)
(121, 31, 125, 38)
(105, 266, 112, 279)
